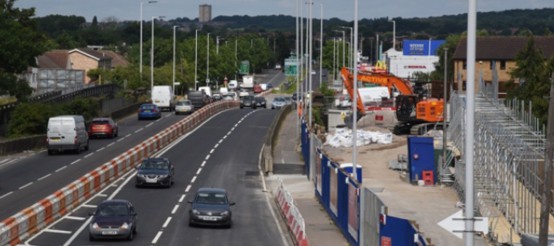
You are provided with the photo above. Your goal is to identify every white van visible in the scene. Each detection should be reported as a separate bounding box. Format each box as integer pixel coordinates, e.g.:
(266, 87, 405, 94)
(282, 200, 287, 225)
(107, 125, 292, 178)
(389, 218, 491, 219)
(152, 85, 175, 111)
(47, 115, 89, 155)
(228, 80, 238, 90)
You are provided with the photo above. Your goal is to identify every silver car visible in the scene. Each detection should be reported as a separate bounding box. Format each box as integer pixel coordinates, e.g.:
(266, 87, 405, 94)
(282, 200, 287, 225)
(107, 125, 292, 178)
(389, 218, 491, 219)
(271, 97, 287, 110)
(175, 100, 194, 115)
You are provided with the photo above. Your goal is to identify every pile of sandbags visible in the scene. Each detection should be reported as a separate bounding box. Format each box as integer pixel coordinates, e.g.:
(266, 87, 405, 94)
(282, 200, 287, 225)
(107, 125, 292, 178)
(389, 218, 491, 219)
(325, 128, 392, 147)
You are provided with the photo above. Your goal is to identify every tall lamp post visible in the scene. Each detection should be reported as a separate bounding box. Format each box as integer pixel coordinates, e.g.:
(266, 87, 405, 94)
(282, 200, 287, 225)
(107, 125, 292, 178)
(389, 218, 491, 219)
(172, 25, 178, 95)
(351, 0, 359, 182)
(195, 29, 198, 90)
(206, 33, 210, 86)
(151, 16, 165, 91)
(140, 1, 157, 76)
(340, 26, 353, 69)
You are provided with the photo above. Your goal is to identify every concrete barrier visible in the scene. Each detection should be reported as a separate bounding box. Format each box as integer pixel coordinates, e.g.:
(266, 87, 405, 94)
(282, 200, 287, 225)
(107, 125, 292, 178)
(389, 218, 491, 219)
(0, 100, 238, 246)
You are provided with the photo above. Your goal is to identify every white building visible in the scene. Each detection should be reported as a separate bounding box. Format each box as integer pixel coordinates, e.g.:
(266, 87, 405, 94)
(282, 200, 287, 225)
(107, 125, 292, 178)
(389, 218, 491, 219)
(199, 4, 212, 23)
(383, 40, 445, 79)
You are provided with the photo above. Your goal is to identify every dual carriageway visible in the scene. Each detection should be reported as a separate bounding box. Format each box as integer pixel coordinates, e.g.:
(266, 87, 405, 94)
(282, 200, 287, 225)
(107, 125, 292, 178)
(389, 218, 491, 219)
(0, 70, 291, 245)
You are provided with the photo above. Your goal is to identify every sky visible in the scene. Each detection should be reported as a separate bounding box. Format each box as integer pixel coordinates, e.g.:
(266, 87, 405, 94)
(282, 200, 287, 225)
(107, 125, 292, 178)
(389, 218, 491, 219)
(14, 0, 554, 23)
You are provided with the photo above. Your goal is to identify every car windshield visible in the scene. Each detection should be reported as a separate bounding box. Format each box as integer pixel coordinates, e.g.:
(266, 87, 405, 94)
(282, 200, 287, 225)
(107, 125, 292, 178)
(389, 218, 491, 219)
(139, 159, 169, 170)
(98, 203, 129, 216)
(92, 120, 110, 125)
(177, 101, 191, 106)
(195, 192, 228, 205)
(275, 97, 285, 102)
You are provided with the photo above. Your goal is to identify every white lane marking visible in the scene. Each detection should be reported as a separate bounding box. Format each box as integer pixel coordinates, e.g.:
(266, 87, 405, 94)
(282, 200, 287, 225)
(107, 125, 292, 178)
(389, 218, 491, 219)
(191, 176, 197, 183)
(152, 231, 163, 244)
(162, 217, 172, 228)
(55, 166, 67, 172)
(135, 128, 143, 133)
(0, 192, 13, 200)
(44, 229, 72, 234)
(19, 182, 33, 190)
(126, 133, 131, 138)
(70, 159, 81, 165)
(214, 143, 219, 148)
(97, 194, 108, 197)
(84, 153, 93, 158)
(65, 216, 86, 221)
(179, 194, 186, 203)
(185, 185, 191, 193)
(145, 122, 154, 128)
(201, 161, 206, 167)
(196, 168, 202, 175)
(171, 205, 179, 214)
(81, 204, 97, 208)
(107, 142, 115, 147)
(38, 174, 52, 181)
(117, 138, 125, 142)
(0, 159, 10, 165)
(205, 154, 210, 160)
(210, 149, 214, 154)
(96, 147, 105, 152)
(218, 139, 223, 144)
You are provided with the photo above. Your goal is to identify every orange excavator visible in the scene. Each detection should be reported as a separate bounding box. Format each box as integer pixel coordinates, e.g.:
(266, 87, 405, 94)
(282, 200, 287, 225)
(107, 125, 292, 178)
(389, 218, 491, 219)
(340, 67, 445, 134)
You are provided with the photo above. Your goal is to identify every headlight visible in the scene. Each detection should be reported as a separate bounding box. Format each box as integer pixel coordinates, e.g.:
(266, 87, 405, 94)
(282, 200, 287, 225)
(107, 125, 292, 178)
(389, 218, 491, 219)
(137, 174, 145, 178)
(221, 211, 229, 216)
(91, 222, 99, 229)
(120, 222, 129, 229)
(192, 209, 200, 215)
(159, 175, 168, 178)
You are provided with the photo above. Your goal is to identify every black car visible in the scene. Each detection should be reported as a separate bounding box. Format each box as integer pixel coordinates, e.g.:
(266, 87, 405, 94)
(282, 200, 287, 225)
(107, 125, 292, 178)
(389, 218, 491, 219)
(240, 95, 256, 109)
(135, 158, 174, 187)
(254, 97, 267, 108)
(89, 199, 137, 241)
(188, 188, 235, 228)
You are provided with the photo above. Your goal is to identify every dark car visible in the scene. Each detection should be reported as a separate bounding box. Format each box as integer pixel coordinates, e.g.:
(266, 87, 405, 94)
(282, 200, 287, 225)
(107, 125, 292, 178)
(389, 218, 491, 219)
(88, 117, 118, 138)
(89, 199, 137, 241)
(138, 103, 161, 120)
(254, 97, 267, 108)
(240, 95, 256, 109)
(135, 158, 175, 187)
(188, 188, 235, 228)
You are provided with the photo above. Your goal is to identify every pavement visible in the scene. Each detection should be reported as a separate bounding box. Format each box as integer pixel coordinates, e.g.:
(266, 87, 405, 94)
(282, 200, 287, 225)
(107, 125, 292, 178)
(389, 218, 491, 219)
(268, 109, 350, 246)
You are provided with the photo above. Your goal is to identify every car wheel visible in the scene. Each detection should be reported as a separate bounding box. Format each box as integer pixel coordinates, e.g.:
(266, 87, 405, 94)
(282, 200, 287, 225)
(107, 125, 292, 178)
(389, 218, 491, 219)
(127, 230, 134, 241)
(75, 146, 81, 154)
(48, 150, 54, 155)
(114, 130, 118, 138)
(189, 219, 195, 227)
(89, 233, 95, 241)
(226, 221, 232, 229)
(84, 140, 89, 151)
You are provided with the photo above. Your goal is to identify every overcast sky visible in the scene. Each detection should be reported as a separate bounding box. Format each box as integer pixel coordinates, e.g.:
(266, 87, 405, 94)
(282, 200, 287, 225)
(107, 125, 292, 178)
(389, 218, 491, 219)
(14, 0, 554, 22)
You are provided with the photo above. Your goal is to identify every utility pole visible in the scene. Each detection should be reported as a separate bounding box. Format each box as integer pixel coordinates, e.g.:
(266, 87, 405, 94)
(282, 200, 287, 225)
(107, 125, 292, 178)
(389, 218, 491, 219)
(539, 73, 554, 245)
(443, 48, 448, 176)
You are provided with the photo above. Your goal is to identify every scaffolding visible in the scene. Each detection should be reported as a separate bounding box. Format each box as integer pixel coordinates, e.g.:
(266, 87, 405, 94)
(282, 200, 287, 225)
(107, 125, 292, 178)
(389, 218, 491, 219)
(446, 77, 551, 241)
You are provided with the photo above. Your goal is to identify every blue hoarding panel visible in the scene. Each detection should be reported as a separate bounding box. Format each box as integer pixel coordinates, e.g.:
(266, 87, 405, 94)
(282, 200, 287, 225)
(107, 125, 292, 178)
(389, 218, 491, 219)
(403, 40, 445, 56)
(380, 215, 419, 246)
(407, 136, 435, 183)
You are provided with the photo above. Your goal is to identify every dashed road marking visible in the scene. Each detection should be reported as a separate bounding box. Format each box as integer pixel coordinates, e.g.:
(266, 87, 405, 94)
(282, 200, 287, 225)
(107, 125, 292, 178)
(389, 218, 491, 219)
(196, 168, 202, 175)
(162, 217, 172, 228)
(70, 159, 81, 165)
(65, 216, 86, 221)
(38, 174, 52, 181)
(55, 166, 67, 172)
(0, 192, 13, 200)
(171, 205, 179, 214)
(135, 128, 143, 133)
(152, 231, 163, 244)
(191, 176, 196, 183)
(19, 182, 33, 190)
(84, 153, 93, 158)
(96, 147, 105, 152)
(179, 194, 186, 203)
(44, 229, 72, 234)
(185, 185, 191, 193)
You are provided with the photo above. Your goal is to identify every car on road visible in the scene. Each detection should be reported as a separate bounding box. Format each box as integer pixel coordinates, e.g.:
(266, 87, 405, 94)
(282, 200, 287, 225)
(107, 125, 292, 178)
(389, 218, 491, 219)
(283, 96, 293, 105)
(188, 188, 235, 228)
(135, 157, 175, 187)
(89, 199, 137, 241)
(271, 96, 287, 110)
(212, 93, 223, 101)
(175, 100, 194, 115)
(138, 103, 161, 120)
(254, 97, 267, 108)
(253, 84, 263, 94)
(88, 117, 118, 138)
(240, 95, 256, 109)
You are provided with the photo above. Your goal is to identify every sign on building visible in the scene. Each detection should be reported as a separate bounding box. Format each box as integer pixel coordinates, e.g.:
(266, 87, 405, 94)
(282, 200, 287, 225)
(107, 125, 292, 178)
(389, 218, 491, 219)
(402, 40, 446, 56)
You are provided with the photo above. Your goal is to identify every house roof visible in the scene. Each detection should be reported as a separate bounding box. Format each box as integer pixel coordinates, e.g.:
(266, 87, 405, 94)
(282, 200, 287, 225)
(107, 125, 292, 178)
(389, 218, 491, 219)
(452, 36, 554, 60)
(68, 48, 112, 61)
(36, 50, 69, 69)
(101, 50, 129, 68)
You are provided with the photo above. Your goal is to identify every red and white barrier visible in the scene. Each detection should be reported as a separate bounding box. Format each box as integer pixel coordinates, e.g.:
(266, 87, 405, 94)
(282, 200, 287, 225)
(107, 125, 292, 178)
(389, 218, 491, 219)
(0, 100, 239, 246)
(275, 181, 309, 246)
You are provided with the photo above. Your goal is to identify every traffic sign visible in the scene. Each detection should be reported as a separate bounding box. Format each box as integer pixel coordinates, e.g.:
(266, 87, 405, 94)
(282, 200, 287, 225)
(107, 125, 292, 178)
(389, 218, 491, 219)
(438, 210, 488, 239)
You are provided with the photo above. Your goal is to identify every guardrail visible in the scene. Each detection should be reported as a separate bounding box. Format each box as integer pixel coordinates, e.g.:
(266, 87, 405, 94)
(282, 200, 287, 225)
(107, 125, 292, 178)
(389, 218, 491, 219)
(0, 100, 239, 245)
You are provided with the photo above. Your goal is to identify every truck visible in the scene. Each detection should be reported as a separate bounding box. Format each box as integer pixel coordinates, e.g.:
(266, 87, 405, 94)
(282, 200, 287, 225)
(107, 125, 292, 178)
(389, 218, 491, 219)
(241, 75, 254, 89)
(151, 85, 175, 111)
(198, 86, 212, 97)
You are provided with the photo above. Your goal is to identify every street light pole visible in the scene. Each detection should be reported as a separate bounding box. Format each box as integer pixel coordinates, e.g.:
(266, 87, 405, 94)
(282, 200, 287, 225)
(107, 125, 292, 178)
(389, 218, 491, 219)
(319, 4, 323, 89)
(352, 0, 359, 182)
(173, 25, 177, 95)
(216, 36, 220, 55)
(206, 33, 210, 86)
(140, 1, 157, 76)
(151, 16, 155, 91)
(195, 29, 198, 91)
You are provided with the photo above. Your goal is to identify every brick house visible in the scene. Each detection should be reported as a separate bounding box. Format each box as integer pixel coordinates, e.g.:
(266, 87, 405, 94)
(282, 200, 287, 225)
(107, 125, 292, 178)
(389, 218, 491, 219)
(452, 36, 554, 96)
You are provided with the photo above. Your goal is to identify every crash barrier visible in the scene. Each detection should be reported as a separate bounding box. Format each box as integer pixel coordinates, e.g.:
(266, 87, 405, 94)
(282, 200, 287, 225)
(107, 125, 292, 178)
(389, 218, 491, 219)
(275, 179, 309, 246)
(0, 101, 144, 156)
(0, 100, 239, 245)
(301, 120, 431, 246)
(260, 104, 293, 173)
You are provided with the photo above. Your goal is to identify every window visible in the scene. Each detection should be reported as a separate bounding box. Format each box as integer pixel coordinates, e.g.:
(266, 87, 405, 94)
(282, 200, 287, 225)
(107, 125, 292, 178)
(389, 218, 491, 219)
(500, 60, 506, 70)
(463, 61, 467, 70)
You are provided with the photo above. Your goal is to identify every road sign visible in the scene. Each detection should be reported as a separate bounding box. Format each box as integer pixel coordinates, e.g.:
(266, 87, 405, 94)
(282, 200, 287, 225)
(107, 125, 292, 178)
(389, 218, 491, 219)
(239, 61, 250, 75)
(438, 210, 488, 239)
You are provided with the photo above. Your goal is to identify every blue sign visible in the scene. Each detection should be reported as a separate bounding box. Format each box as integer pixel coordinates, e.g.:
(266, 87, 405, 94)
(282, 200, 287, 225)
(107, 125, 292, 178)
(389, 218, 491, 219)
(403, 40, 445, 56)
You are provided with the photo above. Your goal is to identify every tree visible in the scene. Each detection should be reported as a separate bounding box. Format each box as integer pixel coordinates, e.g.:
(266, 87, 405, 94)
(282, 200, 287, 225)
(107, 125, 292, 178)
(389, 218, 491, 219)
(0, 0, 49, 99)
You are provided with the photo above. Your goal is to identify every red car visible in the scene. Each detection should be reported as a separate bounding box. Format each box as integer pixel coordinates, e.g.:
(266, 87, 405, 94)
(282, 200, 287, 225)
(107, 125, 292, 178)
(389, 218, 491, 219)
(253, 84, 263, 94)
(88, 117, 118, 138)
